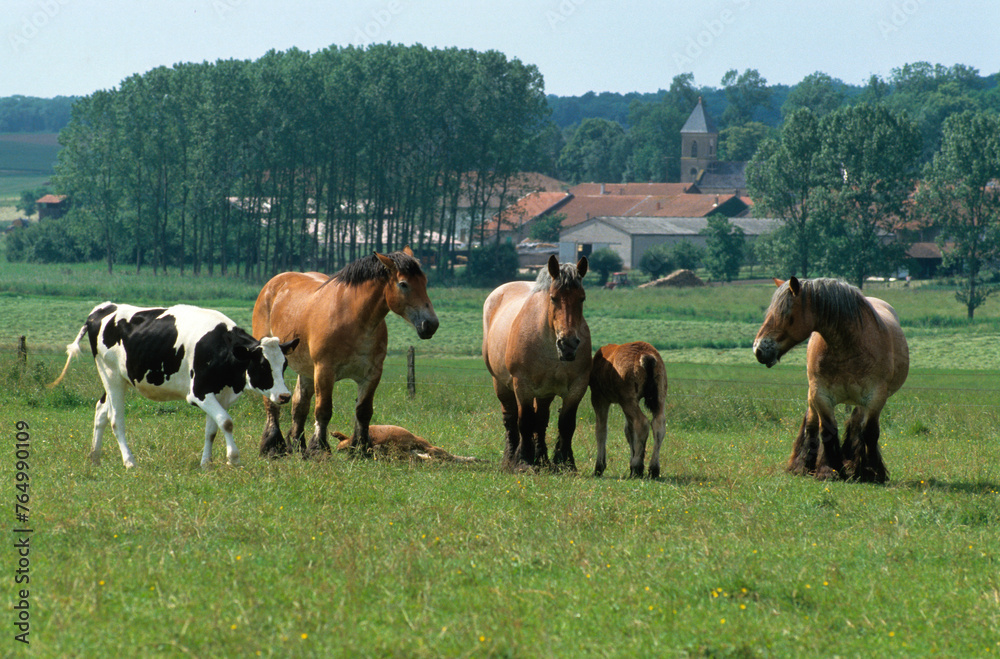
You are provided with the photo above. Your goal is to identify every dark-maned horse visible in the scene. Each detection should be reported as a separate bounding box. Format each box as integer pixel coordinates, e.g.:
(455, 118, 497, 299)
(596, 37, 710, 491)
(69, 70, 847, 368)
(753, 277, 909, 483)
(252, 248, 439, 456)
(590, 342, 668, 479)
(483, 255, 591, 471)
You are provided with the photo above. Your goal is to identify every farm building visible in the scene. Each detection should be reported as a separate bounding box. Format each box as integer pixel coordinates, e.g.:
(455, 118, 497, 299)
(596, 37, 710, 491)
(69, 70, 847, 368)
(36, 193, 68, 221)
(559, 215, 782, 269)
(488, 181, 752, 244)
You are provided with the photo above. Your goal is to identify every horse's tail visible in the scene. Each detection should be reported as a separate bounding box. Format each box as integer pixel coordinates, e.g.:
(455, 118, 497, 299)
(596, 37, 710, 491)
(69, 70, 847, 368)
(640, 353, 662, 416)
(47, 324, 88, 389)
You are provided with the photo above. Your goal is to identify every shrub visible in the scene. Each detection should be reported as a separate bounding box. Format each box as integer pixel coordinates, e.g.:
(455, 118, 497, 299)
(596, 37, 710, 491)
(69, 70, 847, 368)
(639, 243, 674, 280)
(588, 248, 623, 286)
(466, 241, 519, 287)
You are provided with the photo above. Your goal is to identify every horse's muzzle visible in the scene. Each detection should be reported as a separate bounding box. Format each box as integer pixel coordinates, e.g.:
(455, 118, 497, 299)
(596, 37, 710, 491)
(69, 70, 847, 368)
(557, 336, 581, 361)
(753, 339, 779, 368)
(277, 393, 292, 405)
(415, 316, 439, 340)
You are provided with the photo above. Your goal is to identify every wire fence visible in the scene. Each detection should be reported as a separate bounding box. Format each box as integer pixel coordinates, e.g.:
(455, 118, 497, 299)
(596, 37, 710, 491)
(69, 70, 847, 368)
(6, 340, 1000, 411)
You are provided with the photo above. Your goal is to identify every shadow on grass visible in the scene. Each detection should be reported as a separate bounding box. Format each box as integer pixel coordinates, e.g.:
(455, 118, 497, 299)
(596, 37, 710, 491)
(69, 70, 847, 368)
(896, 478, 999, 495)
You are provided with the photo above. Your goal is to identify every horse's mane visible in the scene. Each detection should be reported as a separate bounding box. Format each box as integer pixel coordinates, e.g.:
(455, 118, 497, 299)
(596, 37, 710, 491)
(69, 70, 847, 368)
(532, 261, 584, 293)
(330, 251, 423, 287)
(771, 277, 874, 326)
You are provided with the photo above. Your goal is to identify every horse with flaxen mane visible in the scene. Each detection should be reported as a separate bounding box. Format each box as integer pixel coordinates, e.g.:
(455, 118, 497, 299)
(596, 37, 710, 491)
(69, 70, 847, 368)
(590, 342, 668, 479)
(753, 277, 909, 482)
(483, 255, 592, 472)
(252, 248, 438, 456)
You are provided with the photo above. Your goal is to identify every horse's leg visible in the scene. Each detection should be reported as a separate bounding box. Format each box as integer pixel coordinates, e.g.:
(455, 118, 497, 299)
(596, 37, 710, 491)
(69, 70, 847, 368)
(621, 398, 649, 478)
(812, 395, 845, 480)
(289, 374, 314, 454)
(307, 364, 341, 456)
(592, 394, 611, 477)
(533, 396, 554, 468)
(340, 369, 382, 457)
(495, 383, 520, 471)
(514, 393, 538, 468)
(840, 406, 865, 479)
(552, 387, 585, 472)
(787, 411, 818, 476)
(259, 395, 288, 457)
(648, 403, 666, 479)
(856, 410, 888, 484)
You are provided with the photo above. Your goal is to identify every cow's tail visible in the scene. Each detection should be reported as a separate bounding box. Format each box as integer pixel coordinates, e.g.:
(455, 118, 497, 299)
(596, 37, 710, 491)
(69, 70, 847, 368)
(47, 325, 87, 389)
(640, 353, 662, 417)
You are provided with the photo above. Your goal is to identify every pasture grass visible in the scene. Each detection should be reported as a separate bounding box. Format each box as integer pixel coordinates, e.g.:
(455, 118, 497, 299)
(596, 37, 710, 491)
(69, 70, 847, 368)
(1, 260, 1000, 656)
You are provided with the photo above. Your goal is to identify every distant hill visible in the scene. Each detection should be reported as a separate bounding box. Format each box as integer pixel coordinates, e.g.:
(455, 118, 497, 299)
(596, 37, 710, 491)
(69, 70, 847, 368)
(546, 85, 791, 130)
(0, 133, 61, 175)
(0, 96, 76, 133)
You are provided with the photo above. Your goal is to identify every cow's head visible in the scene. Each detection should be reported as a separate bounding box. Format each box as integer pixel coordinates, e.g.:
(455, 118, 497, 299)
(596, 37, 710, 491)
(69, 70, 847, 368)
(237, 337, 299, 403)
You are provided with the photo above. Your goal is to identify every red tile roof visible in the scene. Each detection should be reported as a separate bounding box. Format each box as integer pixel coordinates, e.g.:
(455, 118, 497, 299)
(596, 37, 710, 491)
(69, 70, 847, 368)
(36, 194, 67, 204)
(559, 187, 749, 228)
(487, 183, 752, 235)
(487, 191, 571, 232)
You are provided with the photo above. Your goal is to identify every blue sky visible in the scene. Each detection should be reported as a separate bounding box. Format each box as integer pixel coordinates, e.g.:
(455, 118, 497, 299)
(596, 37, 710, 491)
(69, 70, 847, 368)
(3, 0, 999, 98)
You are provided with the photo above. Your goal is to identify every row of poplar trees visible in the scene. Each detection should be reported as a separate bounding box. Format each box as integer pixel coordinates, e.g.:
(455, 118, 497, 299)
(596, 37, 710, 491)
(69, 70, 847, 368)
(54, 44, 547, 278)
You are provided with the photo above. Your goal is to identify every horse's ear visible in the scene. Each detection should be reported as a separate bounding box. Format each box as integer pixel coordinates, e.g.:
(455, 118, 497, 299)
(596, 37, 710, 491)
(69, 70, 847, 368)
(773, 278, 784, 288)
(577, 256, 589, 278)
(375, 252, 397, 276)
(789, 276, 801, 296)
(547, 254, 560, 279)
(403, 245, 413, 257)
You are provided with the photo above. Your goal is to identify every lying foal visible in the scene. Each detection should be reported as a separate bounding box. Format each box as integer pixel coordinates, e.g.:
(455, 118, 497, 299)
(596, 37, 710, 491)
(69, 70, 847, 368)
(333, 425, 478, 463)
(590, 342, 668, 478)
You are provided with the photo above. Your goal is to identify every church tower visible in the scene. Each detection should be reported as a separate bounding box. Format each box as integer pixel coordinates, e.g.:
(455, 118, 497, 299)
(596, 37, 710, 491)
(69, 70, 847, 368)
(680, 97, 718, 184)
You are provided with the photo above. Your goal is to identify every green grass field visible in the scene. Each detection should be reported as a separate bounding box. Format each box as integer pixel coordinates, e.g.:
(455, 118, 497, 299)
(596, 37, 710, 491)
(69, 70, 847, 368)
(1, 260, 999, 656)
(0, 132, 59, 208)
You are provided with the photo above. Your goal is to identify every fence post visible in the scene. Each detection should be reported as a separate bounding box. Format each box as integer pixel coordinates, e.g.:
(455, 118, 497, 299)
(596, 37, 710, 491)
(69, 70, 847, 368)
(17, 335, 28, 371)
(406, 346, 416, 400)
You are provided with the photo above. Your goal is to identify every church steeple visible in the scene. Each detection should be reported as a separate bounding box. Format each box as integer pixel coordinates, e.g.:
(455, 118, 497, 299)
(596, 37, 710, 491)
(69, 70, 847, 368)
(680, 97, 718, 184)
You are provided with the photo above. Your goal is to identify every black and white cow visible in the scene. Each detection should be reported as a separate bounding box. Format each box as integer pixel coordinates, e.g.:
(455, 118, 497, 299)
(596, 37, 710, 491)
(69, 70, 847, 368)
(49, 302, 299, 468)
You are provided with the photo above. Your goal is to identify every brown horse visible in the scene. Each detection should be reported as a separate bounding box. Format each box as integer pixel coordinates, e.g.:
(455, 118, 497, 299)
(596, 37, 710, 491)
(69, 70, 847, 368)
(753, 277, 909, 482)
(252, 249, 438, 456)
(590, 342, 668, 479)
(483, 255, 591, 471)
(333, 425, 478, 463)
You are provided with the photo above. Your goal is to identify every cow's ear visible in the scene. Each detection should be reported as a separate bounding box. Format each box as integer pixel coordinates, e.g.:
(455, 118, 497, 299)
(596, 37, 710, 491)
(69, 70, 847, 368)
(233, 344, 255, 362)
(280, 337, 300, 355)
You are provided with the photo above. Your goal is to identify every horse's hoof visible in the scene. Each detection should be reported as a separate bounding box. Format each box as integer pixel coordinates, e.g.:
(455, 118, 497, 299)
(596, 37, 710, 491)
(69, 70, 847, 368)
(648, 466, 660, 479)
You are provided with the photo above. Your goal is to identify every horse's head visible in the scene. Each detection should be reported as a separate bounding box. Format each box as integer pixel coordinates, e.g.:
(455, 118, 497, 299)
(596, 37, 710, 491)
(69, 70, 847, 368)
(753, 277, 814, 368)
(542, 254, 589, 361)
(376, 248, 439, 340)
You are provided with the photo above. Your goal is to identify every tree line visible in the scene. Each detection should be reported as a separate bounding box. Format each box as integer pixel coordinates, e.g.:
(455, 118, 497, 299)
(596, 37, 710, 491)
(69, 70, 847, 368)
(0, 95, 77, 133)
(748, 104, 1000, 318)
(16, 45, 547, 279)
(545, 63, 999, 185)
